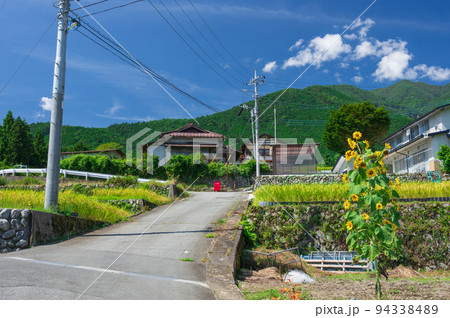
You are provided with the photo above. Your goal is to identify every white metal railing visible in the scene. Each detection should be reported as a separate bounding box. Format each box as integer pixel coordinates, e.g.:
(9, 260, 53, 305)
(0, 168, 165, 183)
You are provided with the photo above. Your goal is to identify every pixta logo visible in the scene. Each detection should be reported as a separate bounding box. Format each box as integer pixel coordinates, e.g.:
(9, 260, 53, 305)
(126, 128, 168, 175)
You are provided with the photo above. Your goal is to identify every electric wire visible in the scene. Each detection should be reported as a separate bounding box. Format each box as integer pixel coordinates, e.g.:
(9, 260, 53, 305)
(77, 0, 145, 18)
(145, 0, 242, 91)
(174, 0, 249, 80)
(156, 0, 244, 84)
(187, 0, 250, 77)
(0, 0, 7, 12)
(0, 17, 57, 95)
(74, 16, 223, 113)
(71, 0, 112, 11)
(74, 0, 204, 123)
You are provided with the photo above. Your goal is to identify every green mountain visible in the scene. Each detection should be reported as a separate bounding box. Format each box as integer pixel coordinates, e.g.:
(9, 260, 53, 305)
(29, 80, 450, 165)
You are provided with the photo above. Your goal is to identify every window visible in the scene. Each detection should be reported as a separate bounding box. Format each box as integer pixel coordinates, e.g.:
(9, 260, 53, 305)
(419, 119, 429, 134)
(410, 125, 419, 140)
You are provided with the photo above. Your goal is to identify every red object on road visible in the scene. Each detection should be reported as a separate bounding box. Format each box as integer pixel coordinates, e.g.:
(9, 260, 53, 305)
(214, 181, 221, 192)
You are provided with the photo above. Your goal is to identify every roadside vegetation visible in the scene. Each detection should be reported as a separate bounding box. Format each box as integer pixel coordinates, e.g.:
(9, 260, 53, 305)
(0, 177, 174, 223)
(253, 181, 450, 204)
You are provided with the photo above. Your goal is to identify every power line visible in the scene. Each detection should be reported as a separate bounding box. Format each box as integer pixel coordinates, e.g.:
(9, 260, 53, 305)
(0, 17, 57, 95)
(174, 0, 249, 80)
(76, 0, 145, 18)
(74, 0, 202, 123)
(156, 0, 244, 84)
(71, 0, 112, 11)
(73, 15, 223, 113)
(145, 0, 242, 91)
(0, 0, 7, 12)
(187, 0, 250, 77)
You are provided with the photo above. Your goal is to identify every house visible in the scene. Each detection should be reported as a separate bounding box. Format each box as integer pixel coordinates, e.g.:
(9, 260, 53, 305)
(60, 149, 125, 161)
(382, 104, 450, 174)
(240, 134, 319, 174)
(142, 122, 226, 166)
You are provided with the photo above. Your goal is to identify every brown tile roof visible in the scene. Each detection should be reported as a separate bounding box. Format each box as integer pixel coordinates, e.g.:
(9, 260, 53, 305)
(158, 122, 225, 139)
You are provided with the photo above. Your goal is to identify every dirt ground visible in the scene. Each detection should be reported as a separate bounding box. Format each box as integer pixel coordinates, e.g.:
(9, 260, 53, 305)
(238, 250, 450, 300)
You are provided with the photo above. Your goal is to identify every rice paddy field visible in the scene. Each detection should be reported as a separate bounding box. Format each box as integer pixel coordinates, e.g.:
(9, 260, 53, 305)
(0, 187, 171, 223)
(253, 181, 450, 204)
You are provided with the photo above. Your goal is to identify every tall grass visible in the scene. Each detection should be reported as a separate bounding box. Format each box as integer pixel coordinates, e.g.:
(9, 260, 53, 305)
(0, 189, 131, 223)
(254, 181, 450, 204)
(92, 188, 171, 205)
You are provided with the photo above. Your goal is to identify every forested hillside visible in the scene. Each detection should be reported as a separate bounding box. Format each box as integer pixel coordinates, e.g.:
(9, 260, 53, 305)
(29, 80, 450, 165)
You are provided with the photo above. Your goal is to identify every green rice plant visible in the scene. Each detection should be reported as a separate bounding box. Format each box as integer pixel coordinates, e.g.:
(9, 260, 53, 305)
(91, 188, 171, 205)
(0, 189, 131, 223)
(253, 181, 450, 204)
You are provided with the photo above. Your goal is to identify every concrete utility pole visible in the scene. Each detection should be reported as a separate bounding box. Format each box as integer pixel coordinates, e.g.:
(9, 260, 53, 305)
(44, 0, 70, 210)
(247, 69, 264, 177)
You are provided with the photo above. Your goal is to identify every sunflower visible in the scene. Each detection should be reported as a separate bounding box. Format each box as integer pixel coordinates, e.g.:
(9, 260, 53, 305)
(356, 156, 363, 164)
(367, 168, 376, 178)
(392, 223, 398, 231)
(376, 202, 383, 210)
(353, 131, 362, 140)
(345, 150, 353, 161)
(383, 149, 390, 157)
(375, 151, 382, 157)
(346, 221, 353, 231)
(363, 213, 370, 220)
(363, 140, 370, 149)
(344, 200, 351, 210)
(385, 143, 391, 149)
(342, 173, 348, 183)
(347, 138, 356, 150)
(351, 194, 359, 202)
(359, 162, 367, 169)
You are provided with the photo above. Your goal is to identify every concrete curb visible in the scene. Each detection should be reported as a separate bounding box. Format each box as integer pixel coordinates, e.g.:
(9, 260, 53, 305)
(206, 194, 249, 300)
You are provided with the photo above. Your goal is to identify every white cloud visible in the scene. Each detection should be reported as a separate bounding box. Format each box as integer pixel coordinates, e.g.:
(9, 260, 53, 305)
(352, 75, 363, 84)
(263, 61, 278, 73)
(372, 51, 413, 82)
(347, 18, 375, 40)
(283, 33, 351, 69)
(335, 72, 342, 83)
(413, 64, 450, 81)
(106, 103, 123, 116)
(39, 97, 52, 111)
(33, 112, 46, 119)
(289, 39, 304, 51)
(255, 57, 263, 64)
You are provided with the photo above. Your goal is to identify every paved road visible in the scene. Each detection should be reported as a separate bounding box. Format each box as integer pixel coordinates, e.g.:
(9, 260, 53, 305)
(0, 191, 244, 299)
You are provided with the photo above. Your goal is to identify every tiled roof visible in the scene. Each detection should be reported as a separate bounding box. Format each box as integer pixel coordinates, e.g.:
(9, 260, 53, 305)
(159, 122, 224, 139)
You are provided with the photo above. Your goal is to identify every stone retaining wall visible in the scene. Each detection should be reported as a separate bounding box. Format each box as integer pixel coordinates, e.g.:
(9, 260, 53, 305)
(0, 208, 105, 253)
(254, 172, 450, 189)
(0, 209, 30, 253)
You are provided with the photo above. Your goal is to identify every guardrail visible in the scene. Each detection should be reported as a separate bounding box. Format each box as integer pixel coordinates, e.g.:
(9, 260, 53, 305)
(0, 168, 165, 184)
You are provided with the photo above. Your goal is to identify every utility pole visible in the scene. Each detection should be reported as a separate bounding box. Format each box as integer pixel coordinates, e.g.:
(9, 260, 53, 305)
(44, 0, 70, 210)
(274, 105, 277, 142)
(247, 69, 264, 177)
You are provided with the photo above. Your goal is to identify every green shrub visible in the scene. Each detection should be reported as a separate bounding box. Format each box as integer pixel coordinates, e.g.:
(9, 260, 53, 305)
(437, 144, 450, 173)
(105, 175, 138, 187)
(0, 177, 7, 186)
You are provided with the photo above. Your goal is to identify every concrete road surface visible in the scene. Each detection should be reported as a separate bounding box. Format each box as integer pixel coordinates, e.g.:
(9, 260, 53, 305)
(0, 191, 244, 299)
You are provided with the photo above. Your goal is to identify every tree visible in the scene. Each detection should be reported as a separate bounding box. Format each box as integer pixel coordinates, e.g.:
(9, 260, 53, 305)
(32, 130, 48, 167)
(3, 116, 34, 165)
(95, 142, 123, 151)
(322, 101, 390, 155)
(0, 111, 15, 162)
(437, 144, 450, 173)
(72, 141, 90, 152)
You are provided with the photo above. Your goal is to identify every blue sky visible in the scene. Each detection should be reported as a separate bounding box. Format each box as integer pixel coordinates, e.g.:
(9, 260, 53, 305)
(0, 0, 449, 127)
